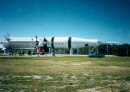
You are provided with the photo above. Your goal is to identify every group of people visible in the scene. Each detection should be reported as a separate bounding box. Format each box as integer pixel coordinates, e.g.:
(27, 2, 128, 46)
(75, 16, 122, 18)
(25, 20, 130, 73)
(18, 50, 33, 56)
(18, 50, 25, 56)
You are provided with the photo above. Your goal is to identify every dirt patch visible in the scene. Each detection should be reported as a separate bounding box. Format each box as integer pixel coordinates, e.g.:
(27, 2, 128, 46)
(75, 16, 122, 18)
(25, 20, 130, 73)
(77, 88, 101, 92)
(71, 62, 93, 66)
(32, 75, 42, 79)
(45, 76, 53, 80)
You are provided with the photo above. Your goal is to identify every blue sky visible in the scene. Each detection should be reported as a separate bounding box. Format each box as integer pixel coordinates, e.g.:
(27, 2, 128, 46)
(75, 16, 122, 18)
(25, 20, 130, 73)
(0, 0, 130, 44)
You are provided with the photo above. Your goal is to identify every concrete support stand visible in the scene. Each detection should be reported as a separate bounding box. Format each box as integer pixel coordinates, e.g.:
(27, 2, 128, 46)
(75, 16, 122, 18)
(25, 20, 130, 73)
(70, 48, 73, 55)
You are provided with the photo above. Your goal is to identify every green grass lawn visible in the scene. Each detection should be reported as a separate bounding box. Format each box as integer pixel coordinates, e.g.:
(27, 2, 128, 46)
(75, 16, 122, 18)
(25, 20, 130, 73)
(0, 56, 130, 92)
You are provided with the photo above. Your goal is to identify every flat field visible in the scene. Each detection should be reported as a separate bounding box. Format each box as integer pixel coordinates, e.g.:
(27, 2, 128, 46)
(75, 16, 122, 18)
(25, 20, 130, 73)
(0, 56, 130, 92)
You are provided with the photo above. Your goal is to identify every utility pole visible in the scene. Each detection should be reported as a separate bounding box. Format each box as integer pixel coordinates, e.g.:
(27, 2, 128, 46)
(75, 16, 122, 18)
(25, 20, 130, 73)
(31, 38, 33, 54)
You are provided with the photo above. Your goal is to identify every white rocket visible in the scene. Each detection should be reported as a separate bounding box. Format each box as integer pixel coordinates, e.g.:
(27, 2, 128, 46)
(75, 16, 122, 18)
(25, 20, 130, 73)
(1, 36, 101, 55)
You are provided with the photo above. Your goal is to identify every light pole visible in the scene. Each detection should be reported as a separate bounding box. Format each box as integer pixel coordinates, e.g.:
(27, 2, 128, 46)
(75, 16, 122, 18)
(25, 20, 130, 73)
(31, 38, 33, 54)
